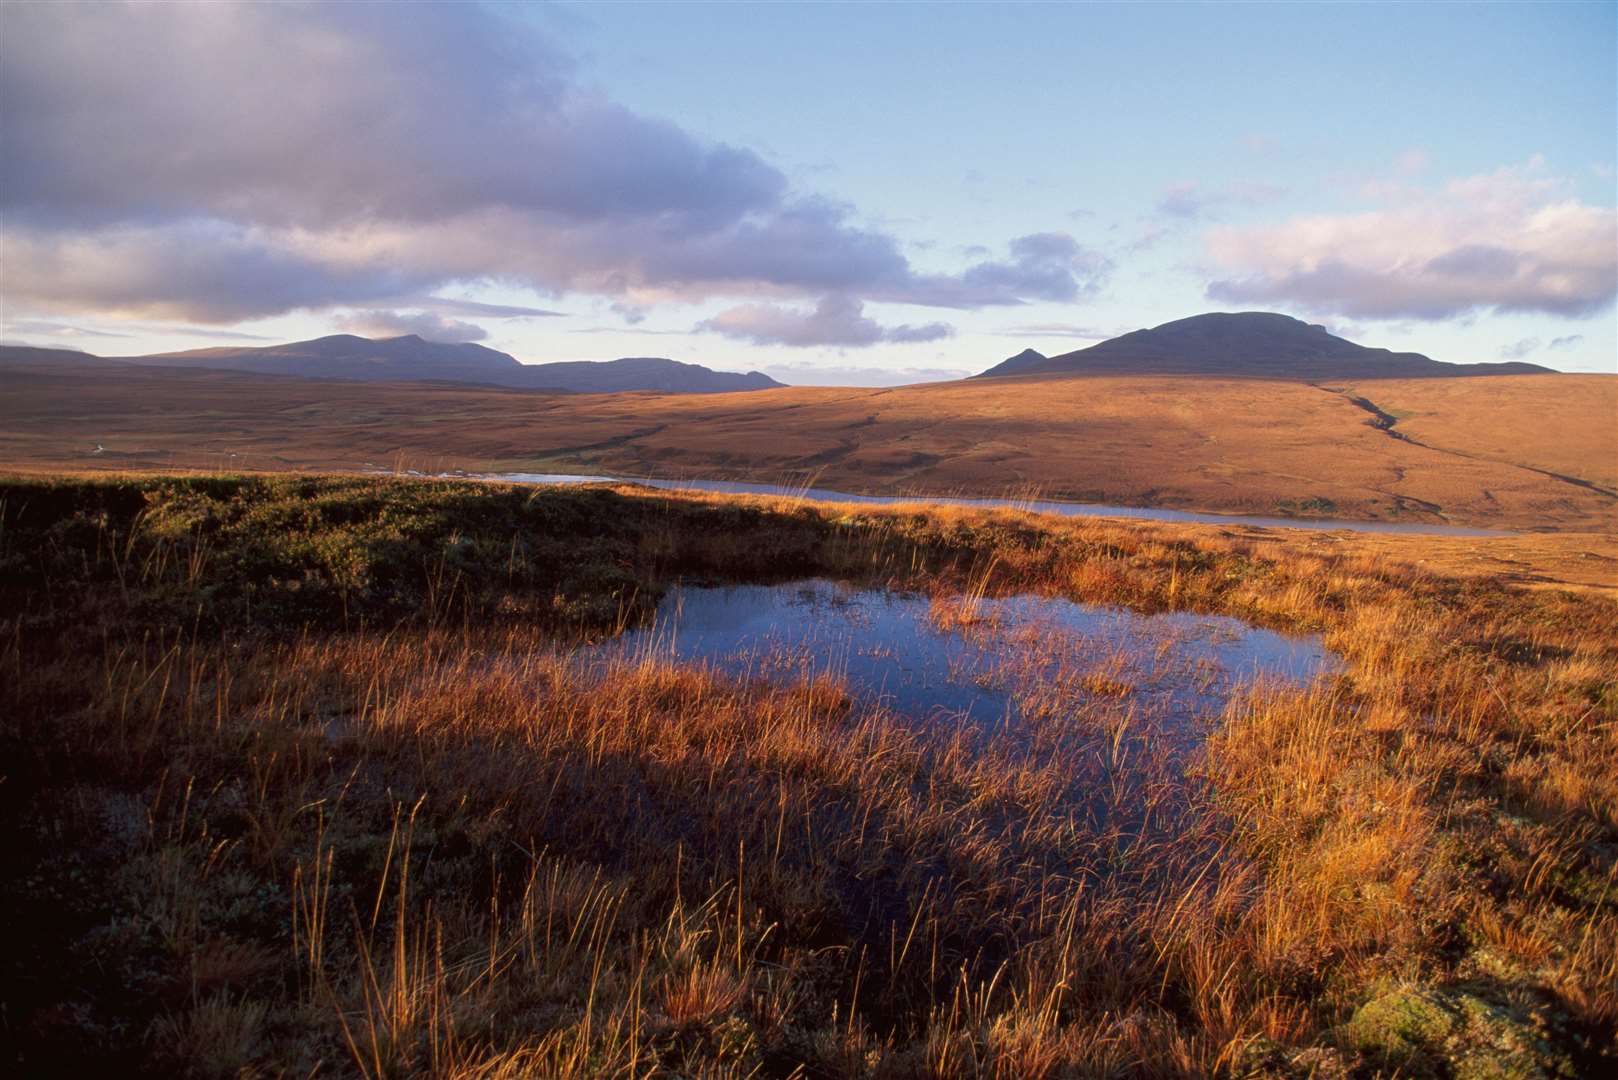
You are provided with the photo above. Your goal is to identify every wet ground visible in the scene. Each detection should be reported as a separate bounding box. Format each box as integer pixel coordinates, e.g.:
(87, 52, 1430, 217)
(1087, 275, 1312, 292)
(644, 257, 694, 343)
(586, 579, 1338, 748)
(485, 471, 1508, 536)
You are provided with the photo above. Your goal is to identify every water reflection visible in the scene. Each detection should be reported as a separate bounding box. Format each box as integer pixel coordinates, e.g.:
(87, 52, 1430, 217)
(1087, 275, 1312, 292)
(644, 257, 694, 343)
(486, 471, 1505, 536)
(589, 580, 1337, 748)
(575, 579, 1340, 916)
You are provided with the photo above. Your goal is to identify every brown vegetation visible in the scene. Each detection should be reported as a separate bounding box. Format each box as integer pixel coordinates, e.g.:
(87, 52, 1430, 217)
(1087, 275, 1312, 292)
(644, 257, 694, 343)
(2, 474, 1614, 1076)
(1333, 376, 1618, 494)
(2, 364, 1613, 531)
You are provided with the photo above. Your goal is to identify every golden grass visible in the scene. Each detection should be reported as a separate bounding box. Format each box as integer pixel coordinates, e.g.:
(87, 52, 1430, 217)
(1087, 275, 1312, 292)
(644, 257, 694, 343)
(3, 363, 1614, 530)
(1337, 374, 1618, 493)
(1, 473, 1614, 1076)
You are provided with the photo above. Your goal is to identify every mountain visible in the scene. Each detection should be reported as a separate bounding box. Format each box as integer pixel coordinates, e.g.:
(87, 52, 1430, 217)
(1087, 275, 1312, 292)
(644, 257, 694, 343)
(990, 348, 1048, 376)
(976, 312, 1556, 380)
(1, 335, 785, 393)
(0, 344, 109, 368)
(495, 357, 784, 393)
(121, 334, 525, 383)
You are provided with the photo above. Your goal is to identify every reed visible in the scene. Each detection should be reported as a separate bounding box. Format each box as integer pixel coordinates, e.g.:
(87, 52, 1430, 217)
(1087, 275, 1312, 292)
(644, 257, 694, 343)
(1, 472, 1612, 1076)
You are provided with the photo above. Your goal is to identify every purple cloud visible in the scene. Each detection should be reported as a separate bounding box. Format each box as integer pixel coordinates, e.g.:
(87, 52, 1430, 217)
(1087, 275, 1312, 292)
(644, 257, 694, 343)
(0, 4, 1104, 325)
(909, 233, 1112, 307)
(0, 5, 780, 231)
(1423, 245, 1523, 278)
(336, 310, 489, 343)
(0, 220, 436, 322)
(699, 295, 954, 348)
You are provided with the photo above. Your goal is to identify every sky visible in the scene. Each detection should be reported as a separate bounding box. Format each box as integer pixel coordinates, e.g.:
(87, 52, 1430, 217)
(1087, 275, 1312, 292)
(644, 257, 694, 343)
(2, 1, 1614, 382)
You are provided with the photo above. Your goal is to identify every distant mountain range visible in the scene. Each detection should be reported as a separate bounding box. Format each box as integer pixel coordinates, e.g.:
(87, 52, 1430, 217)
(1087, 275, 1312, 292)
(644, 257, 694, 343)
(979, 312, 1555, 380)
(3, 314, 1559, 393)
(0, 334, 785, 394)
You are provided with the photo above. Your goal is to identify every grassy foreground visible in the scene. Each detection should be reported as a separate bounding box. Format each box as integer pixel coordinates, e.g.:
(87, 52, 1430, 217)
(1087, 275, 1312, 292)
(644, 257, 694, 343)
(1, 474, 1614, 1078)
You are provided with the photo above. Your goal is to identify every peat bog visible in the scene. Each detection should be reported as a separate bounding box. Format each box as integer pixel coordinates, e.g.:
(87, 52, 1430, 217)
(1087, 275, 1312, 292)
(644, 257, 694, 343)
(1, 473, 1614, 1078)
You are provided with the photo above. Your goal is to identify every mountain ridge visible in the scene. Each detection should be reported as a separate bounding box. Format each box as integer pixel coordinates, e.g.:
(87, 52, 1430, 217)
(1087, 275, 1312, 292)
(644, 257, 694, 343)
(0, 334, 785, 394)
(976, 312, 1556, 380)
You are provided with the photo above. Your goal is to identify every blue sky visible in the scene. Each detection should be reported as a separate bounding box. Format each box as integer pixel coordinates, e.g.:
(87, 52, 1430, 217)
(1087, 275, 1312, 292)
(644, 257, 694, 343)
(2, 1, 1613, 379)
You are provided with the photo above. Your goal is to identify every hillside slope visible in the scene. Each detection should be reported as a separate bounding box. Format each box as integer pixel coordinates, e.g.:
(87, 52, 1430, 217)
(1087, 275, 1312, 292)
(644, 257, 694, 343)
(1336, 376, 1618, 495)
(124, 334, 524, 383)
(3, 363, 1611, 532)
(0, 344, 111, 368)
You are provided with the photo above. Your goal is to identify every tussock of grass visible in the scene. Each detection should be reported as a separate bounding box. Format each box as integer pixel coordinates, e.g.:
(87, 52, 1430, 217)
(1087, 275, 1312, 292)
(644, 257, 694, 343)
(1, 473, 1614, 1077)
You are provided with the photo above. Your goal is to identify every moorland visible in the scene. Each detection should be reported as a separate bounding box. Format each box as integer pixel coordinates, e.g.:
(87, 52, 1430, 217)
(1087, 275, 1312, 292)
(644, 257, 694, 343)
(2, 472, 1614, 1077)
(3, 311, 1615, 1077)
(2, 361, 1613, 534)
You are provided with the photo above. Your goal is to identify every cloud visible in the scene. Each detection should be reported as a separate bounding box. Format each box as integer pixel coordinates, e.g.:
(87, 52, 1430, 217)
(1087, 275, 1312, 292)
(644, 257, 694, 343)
(885, 322, 957, 344)
(760, 362, 970, 387)
(0, 4, 1098, 325)
(1548, 334, 1584, 351)
(1498, 337, 1541, 360)
(1205, 160, 1618, 320)
(1313, 319, 1369, 341)
(1133, 181, 1289, 253)
(699, 295, 953, 348)
(1158, 183, 1211, 220)
(0, 319, 132, 339)
(3, 319, 282, 344)
(335, 310, 488, 343)
(0, 5, 779, 231)
(568, 326, 688, 336)
(1000, 323, 1115, 339)
(939, 233, 1112, 306)
(0, 219, 435, 322)
(609, 302, 649, 326)
(1156, 181, 1286, 221)
(1126, 223, 1174, 253)
(150, 326, 279, 341)
(412, 297, 566, 319)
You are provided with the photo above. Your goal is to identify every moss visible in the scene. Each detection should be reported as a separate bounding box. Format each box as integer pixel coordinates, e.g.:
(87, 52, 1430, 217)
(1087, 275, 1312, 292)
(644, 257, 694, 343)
(1548, 864, 1616, 909)
(1234, 1038, 1354, 1080)
(1462, 947, 1532, 985)
(1450, 992, 1578, 1080)
(1274, 496, 1341, 516)
(0, 474, 846, 635)
(1344, 986, 1579, 1080)
(1345, 987, 1457, 1075)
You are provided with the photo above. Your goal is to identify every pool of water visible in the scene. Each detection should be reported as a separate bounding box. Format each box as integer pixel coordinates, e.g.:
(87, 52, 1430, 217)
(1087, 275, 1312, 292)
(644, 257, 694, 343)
(587, 579, 1338, 747)
(481, 471, 1505, 536)
(570, 578, 1342, 897)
